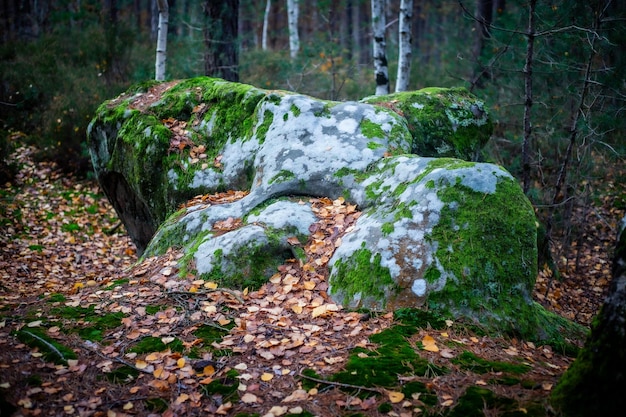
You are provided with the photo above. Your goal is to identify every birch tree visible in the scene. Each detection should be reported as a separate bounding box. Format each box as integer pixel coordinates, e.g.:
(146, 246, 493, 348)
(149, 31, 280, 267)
(371, 0, 389, 95)
(155, 0, 169, 81)
(287, 0, 300, 58)
(395, 0, 413, 92)
(262, 0, 271, 50)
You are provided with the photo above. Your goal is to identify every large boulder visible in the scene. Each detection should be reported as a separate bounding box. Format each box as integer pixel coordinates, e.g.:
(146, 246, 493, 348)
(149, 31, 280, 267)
(88, 77, 584, 345)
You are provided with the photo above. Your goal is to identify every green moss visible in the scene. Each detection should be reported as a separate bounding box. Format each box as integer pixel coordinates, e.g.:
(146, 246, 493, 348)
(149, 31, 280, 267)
(14, 328, 77, 364)
(269, 169, 296, 184)
(447, 386, 513, 417)
(201, 233, 293, 291)
(144, 398, 169, 413)
(128, 336, 184, 354)
(104, 278, 130, 289)
(255, 109, 274, 144)
(50, 304, 125, 342)
(377, 403, 393, 413)
(201, 369, 239, 399)
(46, 293, 66, 303)
(145, 304, 165, 315)
(425, 179, 435, 189)
(452, 351, 530, 375)
(104, 365, 139, 384)
(331, 324, 446, 392)
(290, 103, 301, 117)
(394, 308, 449, 330)
(360, 117, 386, 139)
(401, 381, 438, 406)
(381, 222, 394, 236)
(363, 88, 493, 160)
(329, 244, 398, 308)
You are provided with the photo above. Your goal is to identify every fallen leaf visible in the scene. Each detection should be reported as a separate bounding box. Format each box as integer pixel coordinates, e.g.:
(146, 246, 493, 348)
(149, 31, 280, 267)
(388, 391, 405, 403)
(422, 334, 439, 352)
(240, 393, 258, 403)
(261, 372, 274, 381)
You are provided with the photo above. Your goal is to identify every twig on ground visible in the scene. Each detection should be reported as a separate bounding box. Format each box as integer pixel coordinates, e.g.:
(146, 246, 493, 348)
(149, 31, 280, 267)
(22, 330, 66, 362)
(298, 369, 384, 394)
(166, 288, 245, 304)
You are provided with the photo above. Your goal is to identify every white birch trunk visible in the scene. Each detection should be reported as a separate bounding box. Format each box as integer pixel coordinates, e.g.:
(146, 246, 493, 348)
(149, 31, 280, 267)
(287, 0, 299, 59)
(395, 0, 413, 92)
(155, 0, 169, 81)
(262, 0, 271, 51)
(371, 0, 389, 95)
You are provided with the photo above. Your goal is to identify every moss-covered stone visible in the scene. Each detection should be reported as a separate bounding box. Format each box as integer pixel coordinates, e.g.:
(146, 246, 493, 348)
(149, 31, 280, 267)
(362, 87, 493, 160)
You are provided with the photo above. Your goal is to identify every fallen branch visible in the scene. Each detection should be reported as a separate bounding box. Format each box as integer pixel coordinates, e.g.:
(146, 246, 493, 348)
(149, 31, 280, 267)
(84, 342, 153, 375)
(22, 330, 66, 362)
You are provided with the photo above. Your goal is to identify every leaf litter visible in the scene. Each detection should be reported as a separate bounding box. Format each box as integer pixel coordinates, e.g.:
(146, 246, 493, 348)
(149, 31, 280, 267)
(0, 146, 622, 416)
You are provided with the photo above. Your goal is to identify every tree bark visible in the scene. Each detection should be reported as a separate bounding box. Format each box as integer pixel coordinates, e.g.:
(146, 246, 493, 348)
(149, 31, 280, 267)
(521, 0, 536, 195)
(371, 0, 389, 96)
(262, 0, 271, 50)
(551, 217, 626, 416)
(395, 0, 413, 92)
(155, 0, 169, 81)
(286, 0, 299, 59)
(204, 0, 239, 82)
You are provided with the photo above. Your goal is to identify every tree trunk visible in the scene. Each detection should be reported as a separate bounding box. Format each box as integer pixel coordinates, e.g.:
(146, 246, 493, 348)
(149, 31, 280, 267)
(395, 0, 413, 92)
(470, 0, 493, 88)
(203, 0, 239, 82)
(262, 0, 271, 50)
(155, 0, 169, 81)
(521, 0, 536, 195)
(286, 0, 299, 59)
(551, 217, 626, 416)
(371, 0, 389, 96)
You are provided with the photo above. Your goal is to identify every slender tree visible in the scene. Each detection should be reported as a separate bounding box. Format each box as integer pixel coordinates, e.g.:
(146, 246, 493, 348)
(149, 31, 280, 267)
(287, 0, 299, 58)
(395, 0, 413, 92)
(203, 0, 240, 82)
(155, 0, 169, 81)
(371, 0, 389, 95)
(521, 0, 536, 195)
(262, 0, 271, 50)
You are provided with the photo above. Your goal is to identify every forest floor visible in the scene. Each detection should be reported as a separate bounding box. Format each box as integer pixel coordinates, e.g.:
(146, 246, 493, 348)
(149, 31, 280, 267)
(0, 146, 623, 417)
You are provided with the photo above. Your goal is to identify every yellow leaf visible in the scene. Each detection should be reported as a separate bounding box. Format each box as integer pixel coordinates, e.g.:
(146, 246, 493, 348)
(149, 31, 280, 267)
(303, 281, 316, 290)
(261, 372, 274, 381)
(122, 402, 133, 410)
(177, 358, 186, 368)
(135, 360, 148, 369)
(189, 286, 198, 293)
(291, 305, 303, 314)
(174, 393, 189, 404)
(422, 335, 439, 352)
(388, 391, 405, 403)
(204, 281, 218, 289)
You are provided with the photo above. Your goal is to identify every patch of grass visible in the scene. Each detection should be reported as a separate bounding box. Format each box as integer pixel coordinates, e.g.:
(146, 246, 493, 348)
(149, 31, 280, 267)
(452, 351, 531, 375)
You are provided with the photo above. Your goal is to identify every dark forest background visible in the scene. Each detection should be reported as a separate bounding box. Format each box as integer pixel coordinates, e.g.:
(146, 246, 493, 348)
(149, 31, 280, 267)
(1, 0, 625, 276)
